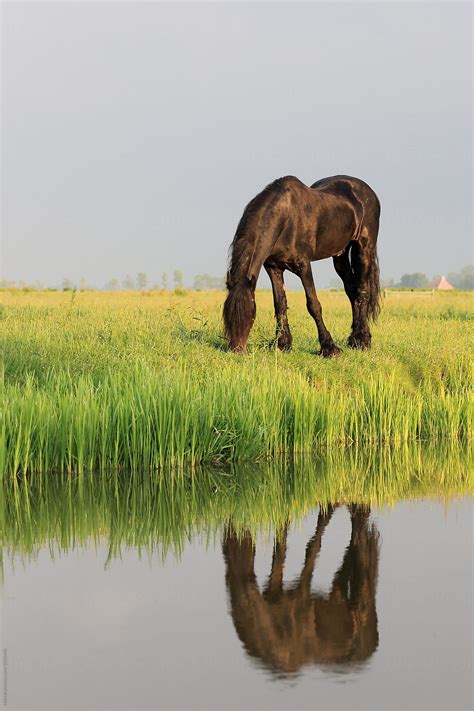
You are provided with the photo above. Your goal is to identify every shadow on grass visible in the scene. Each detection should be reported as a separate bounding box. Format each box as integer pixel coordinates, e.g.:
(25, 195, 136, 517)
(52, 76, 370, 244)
(172, 322, 227, 351)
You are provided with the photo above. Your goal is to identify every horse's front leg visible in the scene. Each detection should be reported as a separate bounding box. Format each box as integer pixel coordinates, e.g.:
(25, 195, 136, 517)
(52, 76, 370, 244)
(298, 263, 341, 358)
(297, 504, 336, 596)
(265, 264, 292, 351)
(263, 521, 289, 601)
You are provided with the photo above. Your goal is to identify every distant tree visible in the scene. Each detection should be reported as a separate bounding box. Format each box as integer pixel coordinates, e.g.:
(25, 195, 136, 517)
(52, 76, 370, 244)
(161, 272, 169, 290)
(122, 274, 135, 290)
(106, 278, 120, 291)
(62, 277, 75, 291)
(33, 280, 45, 290)
(136, 272, 148, 291)
(173, 270, 184, 289)
(398, 272, 430, 289)
(79, 277, 89, 291)
(431, 275, 442, 288)
(193, 274, 204, 291)
(381, 277, 395, 288)
(447, 265, 474, 291)
(192, 273, 225, 290)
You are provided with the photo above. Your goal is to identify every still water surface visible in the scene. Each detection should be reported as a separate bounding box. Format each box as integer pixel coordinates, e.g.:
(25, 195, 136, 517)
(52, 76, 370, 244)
(3, 497, 472, 710)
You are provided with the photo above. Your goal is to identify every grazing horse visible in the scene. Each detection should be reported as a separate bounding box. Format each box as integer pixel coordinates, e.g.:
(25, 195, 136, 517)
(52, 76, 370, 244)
(223, 175, 381, 356)
(223, 505, 379, 675)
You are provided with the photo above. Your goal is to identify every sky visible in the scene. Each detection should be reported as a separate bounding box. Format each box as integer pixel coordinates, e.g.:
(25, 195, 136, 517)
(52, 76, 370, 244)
(2, 1, 472, 289)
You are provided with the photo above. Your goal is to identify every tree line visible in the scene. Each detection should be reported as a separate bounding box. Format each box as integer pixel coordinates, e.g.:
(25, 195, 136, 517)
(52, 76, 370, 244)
(380, 265, 473, 290)
(2, 265, 472, 292)
(103, 271, 226, 292)
(0, 271, 226, 292)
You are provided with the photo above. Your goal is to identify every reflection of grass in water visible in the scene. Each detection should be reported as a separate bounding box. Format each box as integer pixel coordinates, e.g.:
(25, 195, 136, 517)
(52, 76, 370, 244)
(4, 445, 472, 565)
(2, 289, 472, 474)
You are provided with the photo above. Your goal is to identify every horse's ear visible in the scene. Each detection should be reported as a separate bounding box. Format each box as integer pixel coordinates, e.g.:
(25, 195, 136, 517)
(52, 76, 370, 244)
(226, 271, 232, 289)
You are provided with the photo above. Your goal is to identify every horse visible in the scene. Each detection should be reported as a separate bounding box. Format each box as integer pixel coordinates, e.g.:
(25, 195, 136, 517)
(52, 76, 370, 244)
(222, 504, 379, 675)
(223, 175, 381, 356)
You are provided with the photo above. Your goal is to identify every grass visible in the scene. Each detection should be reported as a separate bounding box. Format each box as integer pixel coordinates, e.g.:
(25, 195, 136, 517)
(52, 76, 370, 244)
(1, 288, 472, 474)
(4, 443, 472, 562)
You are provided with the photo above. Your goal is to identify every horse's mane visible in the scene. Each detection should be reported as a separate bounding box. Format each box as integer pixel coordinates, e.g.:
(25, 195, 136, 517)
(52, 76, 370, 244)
(227, 177, 295, 282)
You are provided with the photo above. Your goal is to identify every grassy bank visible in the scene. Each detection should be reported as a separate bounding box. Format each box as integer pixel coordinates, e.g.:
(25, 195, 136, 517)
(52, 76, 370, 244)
(2, 289, 472, 474)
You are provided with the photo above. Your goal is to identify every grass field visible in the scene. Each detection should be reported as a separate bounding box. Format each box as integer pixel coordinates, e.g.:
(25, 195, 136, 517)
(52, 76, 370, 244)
(2, 288, 472, 475)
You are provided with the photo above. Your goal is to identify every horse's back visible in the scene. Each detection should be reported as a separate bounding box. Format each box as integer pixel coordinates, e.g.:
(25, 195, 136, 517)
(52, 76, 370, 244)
(311, 174, 376, 195)
(311, 175, 380, 216)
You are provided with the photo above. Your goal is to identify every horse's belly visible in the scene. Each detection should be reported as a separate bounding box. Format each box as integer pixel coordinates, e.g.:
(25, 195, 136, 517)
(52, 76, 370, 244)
(313, 233, 351, 261)
(312, 211, 355, 260)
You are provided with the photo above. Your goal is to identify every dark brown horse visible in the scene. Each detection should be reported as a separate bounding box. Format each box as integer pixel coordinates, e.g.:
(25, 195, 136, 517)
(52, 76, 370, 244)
(223, 505, 379, 675)
(223, 175, 381, 356)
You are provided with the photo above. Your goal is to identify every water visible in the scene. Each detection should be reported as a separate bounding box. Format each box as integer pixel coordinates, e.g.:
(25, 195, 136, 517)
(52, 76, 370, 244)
(3, 496, 472, 710)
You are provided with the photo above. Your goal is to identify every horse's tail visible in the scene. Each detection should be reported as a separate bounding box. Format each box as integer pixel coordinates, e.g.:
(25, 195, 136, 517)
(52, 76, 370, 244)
(366, 246, 381, 322)
(362, 191, 381, 323)
(224, 177, 292, 350)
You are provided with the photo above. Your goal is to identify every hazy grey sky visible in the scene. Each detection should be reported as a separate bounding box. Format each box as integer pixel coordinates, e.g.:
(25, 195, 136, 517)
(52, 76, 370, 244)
(2, 1, 472, 289)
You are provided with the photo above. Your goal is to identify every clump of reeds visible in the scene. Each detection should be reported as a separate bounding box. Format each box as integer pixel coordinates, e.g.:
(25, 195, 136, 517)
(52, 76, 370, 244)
(2, 363, 471, 476)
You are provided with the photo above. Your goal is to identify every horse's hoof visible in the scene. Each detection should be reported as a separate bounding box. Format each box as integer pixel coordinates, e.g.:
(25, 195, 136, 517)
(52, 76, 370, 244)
(320, 343, 342, 358)
(268, 338, 292, 352)
(347, 333, 371, 350)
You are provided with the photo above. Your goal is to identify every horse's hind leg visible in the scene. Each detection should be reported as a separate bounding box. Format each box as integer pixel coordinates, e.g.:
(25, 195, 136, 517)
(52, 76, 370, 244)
(298, 263, 341, 358)
(347, 242, 373, 350)
(333, 247, 362, 345)
(265, 264, 292, 351)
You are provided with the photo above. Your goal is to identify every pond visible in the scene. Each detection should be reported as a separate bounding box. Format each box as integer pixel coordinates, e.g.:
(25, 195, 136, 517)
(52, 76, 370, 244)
(2, 450, 473, 710)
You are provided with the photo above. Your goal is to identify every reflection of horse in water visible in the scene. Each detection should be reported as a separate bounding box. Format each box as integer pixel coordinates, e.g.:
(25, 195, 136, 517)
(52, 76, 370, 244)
(223, 505, 379, 675)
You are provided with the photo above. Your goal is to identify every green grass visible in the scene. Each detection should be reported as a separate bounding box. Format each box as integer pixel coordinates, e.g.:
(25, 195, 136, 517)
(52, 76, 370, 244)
(4, 444, 472, 562)
(1, 289, 472, 474)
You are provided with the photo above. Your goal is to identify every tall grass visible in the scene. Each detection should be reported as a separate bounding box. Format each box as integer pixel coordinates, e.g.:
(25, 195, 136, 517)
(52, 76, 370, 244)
(3, 364, 471, 475)
(1, 289, 472, 474)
